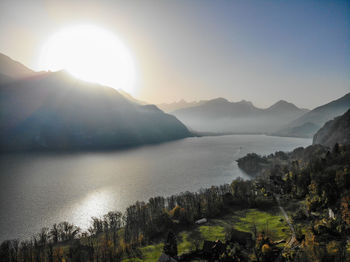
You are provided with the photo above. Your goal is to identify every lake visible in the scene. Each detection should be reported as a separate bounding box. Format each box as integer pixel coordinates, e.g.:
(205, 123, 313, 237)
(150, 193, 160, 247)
(0, 135, 311, 241)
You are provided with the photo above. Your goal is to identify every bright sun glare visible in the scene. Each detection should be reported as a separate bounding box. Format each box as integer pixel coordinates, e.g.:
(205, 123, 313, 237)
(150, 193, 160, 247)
(39, 25, 136, 94)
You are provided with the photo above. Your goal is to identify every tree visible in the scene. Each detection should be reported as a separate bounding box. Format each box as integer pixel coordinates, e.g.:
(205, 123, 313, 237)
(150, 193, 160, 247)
(104, 211, 123, 246)
(163, 231, 177, 258)
(50, 224, 59, 244)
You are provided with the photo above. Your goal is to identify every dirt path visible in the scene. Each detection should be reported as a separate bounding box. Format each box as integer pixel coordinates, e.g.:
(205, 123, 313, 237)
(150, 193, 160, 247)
(275, 195, 296, 246)
(273, 195, 297, 262)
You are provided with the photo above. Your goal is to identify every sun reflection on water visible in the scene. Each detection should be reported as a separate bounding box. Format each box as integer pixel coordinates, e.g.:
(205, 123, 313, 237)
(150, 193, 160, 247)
(69, 189, 114, 229)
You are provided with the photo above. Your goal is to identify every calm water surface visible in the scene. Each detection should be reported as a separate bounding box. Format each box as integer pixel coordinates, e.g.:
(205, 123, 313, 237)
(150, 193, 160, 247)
(0, 135, 311, 241)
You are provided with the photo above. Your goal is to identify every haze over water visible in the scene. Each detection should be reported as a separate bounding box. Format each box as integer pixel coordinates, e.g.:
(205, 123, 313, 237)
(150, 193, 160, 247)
(0, 135, 311, 241)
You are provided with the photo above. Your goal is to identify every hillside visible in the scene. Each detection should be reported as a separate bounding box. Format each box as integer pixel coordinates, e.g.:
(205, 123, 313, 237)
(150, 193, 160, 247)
(313, 108, 350, 147)
(0, 71, 192, 151)
(275, 93, 350, 138)
(0, 72, 13, 85)
(171, 98, 308, 133)
(118, 89, 148, 105)
(0, 52, 37, 79)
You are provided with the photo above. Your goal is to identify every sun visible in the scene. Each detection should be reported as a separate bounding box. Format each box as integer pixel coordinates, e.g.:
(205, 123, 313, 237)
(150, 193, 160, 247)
(38, 25, 136, 94)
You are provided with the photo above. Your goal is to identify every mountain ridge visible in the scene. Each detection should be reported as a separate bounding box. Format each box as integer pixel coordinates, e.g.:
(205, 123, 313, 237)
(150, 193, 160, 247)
(275, 93, 350, 138)
(266, 100, 309, 114)
(0, 70, 192, 151)
(0, 52, 38, 79)
(171, 97, 308, 133)
(157, 99, 205, 113)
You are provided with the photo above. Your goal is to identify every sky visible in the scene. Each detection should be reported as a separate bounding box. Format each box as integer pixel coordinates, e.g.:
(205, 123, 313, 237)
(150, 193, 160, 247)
(0, 0, 349, 109)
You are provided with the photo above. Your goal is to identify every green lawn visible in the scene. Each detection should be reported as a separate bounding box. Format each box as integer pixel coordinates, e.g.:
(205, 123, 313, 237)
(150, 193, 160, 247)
(140, 244, 164, 262)
(123, 243, 163, 262)
(231, 209, 291, 240)
(122, 208, 291, 261)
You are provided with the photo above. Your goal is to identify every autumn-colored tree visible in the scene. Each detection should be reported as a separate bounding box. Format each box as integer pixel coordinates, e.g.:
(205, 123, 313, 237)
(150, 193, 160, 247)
(340, 195, 350, 225)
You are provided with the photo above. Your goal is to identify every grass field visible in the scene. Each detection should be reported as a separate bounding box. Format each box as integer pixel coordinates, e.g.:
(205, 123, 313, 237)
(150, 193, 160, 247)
(122, 208, 291, 261)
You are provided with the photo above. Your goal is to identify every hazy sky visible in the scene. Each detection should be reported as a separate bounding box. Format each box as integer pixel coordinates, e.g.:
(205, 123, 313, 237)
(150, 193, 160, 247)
(0, 0, 349, 108)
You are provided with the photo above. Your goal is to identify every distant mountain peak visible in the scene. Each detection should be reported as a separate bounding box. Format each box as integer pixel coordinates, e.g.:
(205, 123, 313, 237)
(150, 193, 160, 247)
(157, 100, 205, 113)
(273, 99, 294, 106)
(275, 99, 289, 105)
(214, 97, 229, 102)
(237, 99, 254, 107)
(267, 100, 302, 112)
(206, 97, 230, 104)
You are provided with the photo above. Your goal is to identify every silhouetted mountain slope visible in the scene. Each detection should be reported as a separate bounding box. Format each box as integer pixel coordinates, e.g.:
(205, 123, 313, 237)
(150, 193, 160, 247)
(313, 109, 350, 147)
(0, 53, 37, 79)
(275, 93, 350, 138)
(118, 89, 148, 105)
(171, 98, 307, 133)
(0, 72, 13, 85)
(0, 71, 192, 151)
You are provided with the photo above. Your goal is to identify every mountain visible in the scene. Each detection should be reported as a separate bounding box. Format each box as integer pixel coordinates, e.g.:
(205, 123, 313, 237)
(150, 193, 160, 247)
(0, 71, 192, 151)
(265, 100, 309, 116)
(278, 122, 320, 138)
(0, 53, 37, 79)
(275, 93, 350, 138)
(313, 108, 350, 147)
(157, 99, 205, 113)
(118, 89, 148, 105)
(171, 98, 307, 133)
(173, 98, 260, 118)
(0, 72, 13, 85)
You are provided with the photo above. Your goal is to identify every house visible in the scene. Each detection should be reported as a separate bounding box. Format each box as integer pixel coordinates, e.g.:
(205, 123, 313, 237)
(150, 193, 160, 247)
(195, 218, 207, 225)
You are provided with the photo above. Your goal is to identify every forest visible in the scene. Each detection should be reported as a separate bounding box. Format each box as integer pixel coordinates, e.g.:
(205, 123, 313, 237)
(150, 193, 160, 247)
(1, 143, 349, 262)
